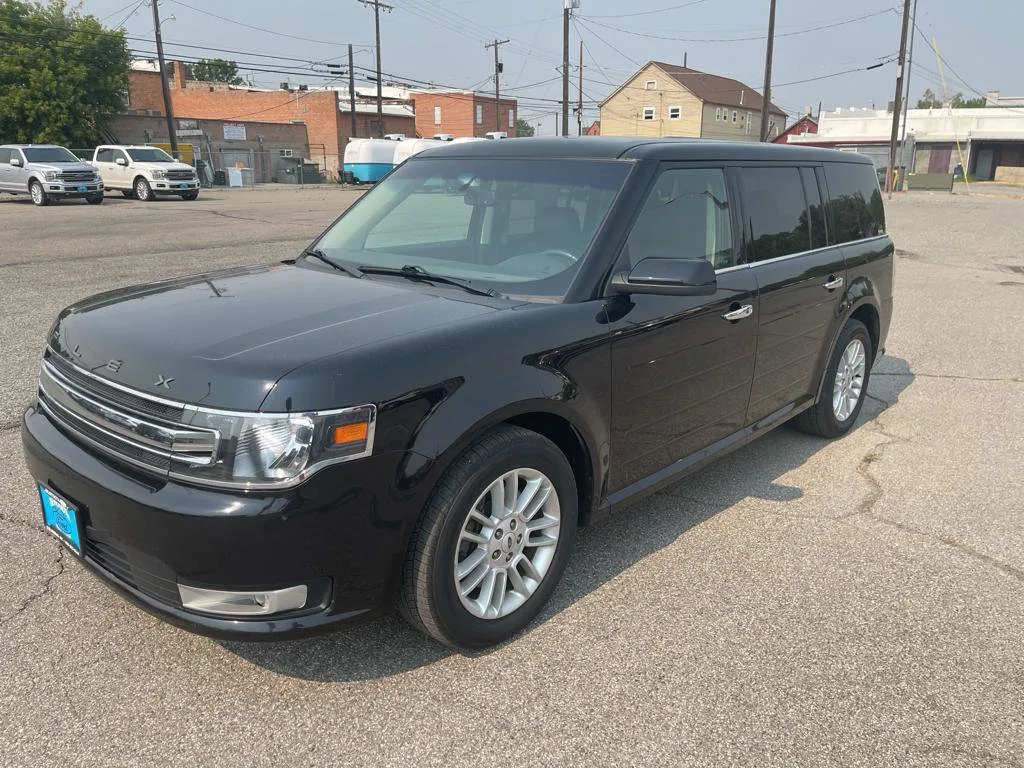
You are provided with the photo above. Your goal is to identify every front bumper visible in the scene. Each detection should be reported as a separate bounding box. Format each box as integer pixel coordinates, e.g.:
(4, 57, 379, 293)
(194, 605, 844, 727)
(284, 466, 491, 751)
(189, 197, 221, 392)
(152, 179, 199, 193)
(21, 406, 419, 639)
(46, 181, 104, 196)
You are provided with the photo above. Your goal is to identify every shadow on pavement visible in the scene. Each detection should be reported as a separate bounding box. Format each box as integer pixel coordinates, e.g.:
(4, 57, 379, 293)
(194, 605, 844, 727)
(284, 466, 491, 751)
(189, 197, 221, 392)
(224, 355, 914, 682)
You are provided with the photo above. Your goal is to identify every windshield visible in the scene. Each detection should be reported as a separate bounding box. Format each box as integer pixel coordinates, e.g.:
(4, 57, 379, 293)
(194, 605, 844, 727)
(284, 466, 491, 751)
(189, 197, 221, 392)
(22, 147, 80, 163)
(127, 147, 175, 162)
(314, 157, 631, 299)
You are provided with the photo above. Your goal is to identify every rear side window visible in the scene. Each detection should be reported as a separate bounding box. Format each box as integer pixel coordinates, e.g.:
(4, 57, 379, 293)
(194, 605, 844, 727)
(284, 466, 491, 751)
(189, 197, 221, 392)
(801, 167, 827, 249)
(0, 148, 10, 164)
(824, 162, 885, 243)
(739, 166, 811, 262)
(95, 148, 113, 163)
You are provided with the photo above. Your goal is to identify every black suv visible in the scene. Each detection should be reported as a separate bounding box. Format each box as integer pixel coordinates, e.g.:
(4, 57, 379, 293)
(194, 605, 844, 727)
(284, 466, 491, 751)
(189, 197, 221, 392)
(22, 138, 892, 648)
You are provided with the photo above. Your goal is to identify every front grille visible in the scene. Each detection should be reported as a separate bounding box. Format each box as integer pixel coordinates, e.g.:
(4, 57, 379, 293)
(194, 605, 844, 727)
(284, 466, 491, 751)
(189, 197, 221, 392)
(37, 355, 217, 477)
(60, 170, 96, 182)
(166, 169, 195, 181)
(85, 530, 182, 606)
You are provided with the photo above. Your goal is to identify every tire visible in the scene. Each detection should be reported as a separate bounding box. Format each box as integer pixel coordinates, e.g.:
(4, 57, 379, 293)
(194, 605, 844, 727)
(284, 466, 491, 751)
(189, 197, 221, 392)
(121, 189, 135, 199)
(29, 181, 48, 206)
(180, 191, 199, 201)
(795, 318, 873, 438)
(400, 425, 578, 649)
(134, 177, 153, 201)
(85, 193, 104, 205)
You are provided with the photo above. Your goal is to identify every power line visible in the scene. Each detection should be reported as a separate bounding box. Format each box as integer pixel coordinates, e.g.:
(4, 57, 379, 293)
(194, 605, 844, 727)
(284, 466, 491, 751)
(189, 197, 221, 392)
(166, 0, 358, 48)
(585, 0, 711, 20)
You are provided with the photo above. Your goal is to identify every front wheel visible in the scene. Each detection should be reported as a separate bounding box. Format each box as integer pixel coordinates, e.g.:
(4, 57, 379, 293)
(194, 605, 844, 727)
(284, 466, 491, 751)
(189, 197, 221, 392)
(134, 177, 153, 201)
(795, 318, 872, 438)
(85, 193, 104, 205)
(29, 181, 48, 206)
(400, 426, 578, 649)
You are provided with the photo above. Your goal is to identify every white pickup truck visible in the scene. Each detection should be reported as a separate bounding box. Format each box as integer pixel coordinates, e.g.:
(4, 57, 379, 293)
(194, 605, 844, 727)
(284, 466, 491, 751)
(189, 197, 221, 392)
(91, 145, 200, 201)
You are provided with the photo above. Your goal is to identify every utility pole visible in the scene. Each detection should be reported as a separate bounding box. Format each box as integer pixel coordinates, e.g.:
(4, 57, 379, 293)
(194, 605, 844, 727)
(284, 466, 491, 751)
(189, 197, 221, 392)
(151, 0, 178, 158)
(348, 43, 358, 138)
(485, 39, 509, 133)
(577, 40, 584, 135)
(359, 0, 393, 138)
(886, 0, 913, 195)
(562, 1, 575, 136)
(758, 0, 777, 142)
(895, 0, 919, 196)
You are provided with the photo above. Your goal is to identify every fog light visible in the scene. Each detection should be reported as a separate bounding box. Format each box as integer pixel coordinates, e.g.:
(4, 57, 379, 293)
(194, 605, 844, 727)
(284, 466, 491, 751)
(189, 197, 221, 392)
(178, 583, 308, 616)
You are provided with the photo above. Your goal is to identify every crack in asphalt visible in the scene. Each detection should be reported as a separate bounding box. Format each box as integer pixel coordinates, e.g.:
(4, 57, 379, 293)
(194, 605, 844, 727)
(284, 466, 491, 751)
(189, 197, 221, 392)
(0, 544, 65, 629)
(0, 513, 43, 534)
(873, 371, 1023, 384)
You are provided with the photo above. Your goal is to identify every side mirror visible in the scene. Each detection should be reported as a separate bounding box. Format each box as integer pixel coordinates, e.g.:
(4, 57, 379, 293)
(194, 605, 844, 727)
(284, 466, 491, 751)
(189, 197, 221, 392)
(115, 157, 127, 166)
(9, 157, 22, 167)
(611, 257, 717, 296)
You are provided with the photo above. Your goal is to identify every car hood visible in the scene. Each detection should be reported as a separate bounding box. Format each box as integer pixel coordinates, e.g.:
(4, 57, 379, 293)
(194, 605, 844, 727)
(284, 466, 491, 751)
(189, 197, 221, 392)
(49, 264, 502, 410)
(31, 161, 96, 174)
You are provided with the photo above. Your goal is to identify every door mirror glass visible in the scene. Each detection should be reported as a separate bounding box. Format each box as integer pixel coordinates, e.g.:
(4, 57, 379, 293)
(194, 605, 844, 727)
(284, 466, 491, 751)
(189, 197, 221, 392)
(115, 157, 127, 166)
(10, 157, 22, 167)
(612, 257, 717, 296)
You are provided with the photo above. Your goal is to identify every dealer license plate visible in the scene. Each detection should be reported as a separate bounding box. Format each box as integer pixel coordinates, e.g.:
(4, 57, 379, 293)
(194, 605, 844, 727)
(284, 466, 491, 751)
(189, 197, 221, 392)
(179, 183, 189, 189)
(39, 484, 81, 555)
(76, 185, 87, 192)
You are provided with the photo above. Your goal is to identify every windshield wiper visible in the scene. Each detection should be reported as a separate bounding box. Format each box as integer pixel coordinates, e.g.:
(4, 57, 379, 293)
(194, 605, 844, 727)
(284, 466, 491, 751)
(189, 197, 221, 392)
(357, 265, 497, 297)
(301, 248, 363, 278)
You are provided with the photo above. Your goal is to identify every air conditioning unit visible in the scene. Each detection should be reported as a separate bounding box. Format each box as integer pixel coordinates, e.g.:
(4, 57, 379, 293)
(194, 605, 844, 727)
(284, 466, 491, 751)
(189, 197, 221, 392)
(279, 149, 294, 158)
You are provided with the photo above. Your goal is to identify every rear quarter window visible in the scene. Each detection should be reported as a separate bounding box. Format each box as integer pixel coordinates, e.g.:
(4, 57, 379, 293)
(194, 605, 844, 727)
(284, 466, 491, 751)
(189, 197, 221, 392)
(825, 162, 885, 243)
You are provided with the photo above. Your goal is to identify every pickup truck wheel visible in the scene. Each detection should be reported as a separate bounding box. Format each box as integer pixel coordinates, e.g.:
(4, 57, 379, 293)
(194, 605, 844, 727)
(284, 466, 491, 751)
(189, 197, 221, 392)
(795, 318, 872, 438)
(134, 177, 153, 201)
(29, 181, 48, 206)
(400, 425, 578, 649)
(85, 193, 104, 205)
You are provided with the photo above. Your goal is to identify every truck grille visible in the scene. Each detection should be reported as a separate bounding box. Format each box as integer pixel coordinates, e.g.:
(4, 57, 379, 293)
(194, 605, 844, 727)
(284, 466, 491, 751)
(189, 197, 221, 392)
(37, 354, 218, 478)
(60, 170, 96, 182)
(166, 169, 195, 181)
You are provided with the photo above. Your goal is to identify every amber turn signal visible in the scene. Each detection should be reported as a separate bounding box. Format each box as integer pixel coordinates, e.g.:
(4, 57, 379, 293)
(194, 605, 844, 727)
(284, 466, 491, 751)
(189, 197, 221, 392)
(331, 422, 369, 446)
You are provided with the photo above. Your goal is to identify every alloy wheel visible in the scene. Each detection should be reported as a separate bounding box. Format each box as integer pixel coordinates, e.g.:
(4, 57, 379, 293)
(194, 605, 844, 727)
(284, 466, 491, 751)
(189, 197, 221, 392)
(30, 183, 44, 205)
(453, 468, 561, 620)
(832, 338, 866, 421)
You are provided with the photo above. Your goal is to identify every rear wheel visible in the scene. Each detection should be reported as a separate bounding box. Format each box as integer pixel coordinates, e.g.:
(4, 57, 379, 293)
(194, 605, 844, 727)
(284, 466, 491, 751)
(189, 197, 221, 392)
(85, 193, 104, 205)
(134, 177, 153, 201)
(29, 181, 48, 206)
(400, 426, 577, 648)
(795, 318, 872, 438)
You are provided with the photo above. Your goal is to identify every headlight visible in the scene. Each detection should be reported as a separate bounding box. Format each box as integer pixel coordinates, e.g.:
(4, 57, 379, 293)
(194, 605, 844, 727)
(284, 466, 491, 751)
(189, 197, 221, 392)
(151, 170, 167, 179)
(169, 403, 376, 489)
(43, 170, 61, 181)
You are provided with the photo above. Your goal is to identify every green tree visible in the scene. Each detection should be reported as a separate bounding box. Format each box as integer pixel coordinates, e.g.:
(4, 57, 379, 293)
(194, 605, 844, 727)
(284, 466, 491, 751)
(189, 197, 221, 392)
(916, 88, 943, 109)
(950, 92, 986, 108)
(0, 0, 129, 146)
(191, 58, 245, 85)
(514, 118, 535, 137)
(917, 88, 987, 109)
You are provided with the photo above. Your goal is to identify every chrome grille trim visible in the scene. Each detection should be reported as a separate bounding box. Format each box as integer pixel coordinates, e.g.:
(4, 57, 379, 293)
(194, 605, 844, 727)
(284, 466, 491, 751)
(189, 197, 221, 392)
(166, 169, 195, 180)
(60, 171, 97, 182)
(38, 359, 218, 470)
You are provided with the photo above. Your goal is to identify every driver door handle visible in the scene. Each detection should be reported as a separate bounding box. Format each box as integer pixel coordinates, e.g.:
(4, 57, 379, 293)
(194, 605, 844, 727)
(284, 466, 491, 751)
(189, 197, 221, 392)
(722, 304, 753, 321)
(823, 275, 844, 290)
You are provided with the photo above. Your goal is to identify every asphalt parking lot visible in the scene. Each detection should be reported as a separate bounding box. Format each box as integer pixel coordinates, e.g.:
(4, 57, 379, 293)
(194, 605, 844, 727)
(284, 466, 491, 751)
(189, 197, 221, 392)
(1, 186, 1022, 767)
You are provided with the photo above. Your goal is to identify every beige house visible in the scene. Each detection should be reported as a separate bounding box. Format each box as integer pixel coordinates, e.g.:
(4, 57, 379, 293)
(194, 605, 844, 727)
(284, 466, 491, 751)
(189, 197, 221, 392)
(600, 61, 788, 141)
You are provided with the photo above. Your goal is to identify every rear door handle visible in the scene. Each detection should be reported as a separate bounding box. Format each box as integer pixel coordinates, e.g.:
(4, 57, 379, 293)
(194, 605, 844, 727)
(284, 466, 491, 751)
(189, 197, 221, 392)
(823, 275, 844, 290)
(722, 304, 753, 321)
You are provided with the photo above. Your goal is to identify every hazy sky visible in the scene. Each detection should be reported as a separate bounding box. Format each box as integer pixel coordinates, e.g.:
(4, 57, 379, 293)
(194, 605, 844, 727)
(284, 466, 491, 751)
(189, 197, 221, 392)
(78, 0, 1022, 135)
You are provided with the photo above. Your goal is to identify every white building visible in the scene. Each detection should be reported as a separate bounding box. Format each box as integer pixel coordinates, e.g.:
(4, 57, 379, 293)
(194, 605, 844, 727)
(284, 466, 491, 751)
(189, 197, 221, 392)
(785, 106, 1024, 181)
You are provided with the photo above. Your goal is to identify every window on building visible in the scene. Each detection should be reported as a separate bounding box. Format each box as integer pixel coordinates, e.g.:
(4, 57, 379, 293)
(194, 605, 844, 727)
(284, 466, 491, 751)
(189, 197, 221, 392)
(745, 112, 752, 134)
(625, 168, 735, 270)
(642, 106, 656, 121)
(644, 79, 657, 90)
(508, 109, 514, 129)
(824, 162, 885, 243)
(433, 105, 442, 125)
(668, 106, 681, 120)
(476, 104, 483, 125)
(732, 110, 738, 124)
(715, 107, 722, 121)
(738, 166, 811, 261)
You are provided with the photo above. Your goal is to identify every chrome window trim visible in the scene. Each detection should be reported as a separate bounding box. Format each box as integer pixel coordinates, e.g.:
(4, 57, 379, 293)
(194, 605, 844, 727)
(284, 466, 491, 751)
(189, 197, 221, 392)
(713, 234, 889, 275)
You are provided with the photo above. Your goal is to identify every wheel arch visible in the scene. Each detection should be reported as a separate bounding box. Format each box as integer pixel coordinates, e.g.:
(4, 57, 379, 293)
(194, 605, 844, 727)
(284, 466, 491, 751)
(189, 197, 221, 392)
(814, 293, 882, 403)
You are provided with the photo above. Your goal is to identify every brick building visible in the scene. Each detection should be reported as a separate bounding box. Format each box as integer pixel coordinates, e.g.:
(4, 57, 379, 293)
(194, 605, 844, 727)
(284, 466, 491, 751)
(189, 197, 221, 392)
(773, 115, 818, 144)
(409, 90, 518, 139)
(128, 61, 415, 174)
